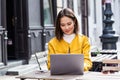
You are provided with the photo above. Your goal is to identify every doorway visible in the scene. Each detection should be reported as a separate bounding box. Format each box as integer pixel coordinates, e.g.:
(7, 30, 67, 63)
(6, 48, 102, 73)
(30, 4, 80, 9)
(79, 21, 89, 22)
(6, 0, 16, 60)
(6, 0, 29, 61)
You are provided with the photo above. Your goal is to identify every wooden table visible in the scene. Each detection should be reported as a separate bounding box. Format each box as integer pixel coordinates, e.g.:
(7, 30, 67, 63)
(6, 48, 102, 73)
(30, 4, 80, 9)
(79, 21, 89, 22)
(16, 70, 120, 80)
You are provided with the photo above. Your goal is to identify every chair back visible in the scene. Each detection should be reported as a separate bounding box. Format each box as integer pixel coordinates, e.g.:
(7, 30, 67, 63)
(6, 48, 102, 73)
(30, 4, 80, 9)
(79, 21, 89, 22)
(34, 51, 48, 70)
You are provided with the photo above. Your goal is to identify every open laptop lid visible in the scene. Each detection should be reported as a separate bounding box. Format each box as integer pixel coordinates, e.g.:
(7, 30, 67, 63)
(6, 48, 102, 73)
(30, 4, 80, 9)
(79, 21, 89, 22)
(50, 54, 84, 75)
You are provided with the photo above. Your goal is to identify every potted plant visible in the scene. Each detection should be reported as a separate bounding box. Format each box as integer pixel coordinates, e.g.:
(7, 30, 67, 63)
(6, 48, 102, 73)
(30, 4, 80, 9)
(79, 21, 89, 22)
(91, 49, 101, 57)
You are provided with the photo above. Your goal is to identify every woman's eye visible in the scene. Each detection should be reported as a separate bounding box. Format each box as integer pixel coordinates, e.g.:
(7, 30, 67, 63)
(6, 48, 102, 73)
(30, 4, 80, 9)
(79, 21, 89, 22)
(67, 22, 71, 25)
(61, 24, 65, 27)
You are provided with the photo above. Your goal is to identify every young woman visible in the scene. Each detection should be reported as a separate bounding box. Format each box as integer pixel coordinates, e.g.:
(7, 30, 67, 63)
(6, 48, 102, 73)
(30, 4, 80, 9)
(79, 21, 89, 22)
(47, 8, 92, 71)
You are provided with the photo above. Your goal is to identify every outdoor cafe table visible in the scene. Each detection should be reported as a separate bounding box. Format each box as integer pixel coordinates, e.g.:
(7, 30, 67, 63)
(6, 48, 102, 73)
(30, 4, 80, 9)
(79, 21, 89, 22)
(16, 70, 120, 80)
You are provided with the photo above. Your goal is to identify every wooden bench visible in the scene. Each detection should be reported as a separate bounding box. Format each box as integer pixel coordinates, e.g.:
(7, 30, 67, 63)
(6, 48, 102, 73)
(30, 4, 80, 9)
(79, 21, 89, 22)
(102, 59, 120, 73)
(90, 54, 117, 72)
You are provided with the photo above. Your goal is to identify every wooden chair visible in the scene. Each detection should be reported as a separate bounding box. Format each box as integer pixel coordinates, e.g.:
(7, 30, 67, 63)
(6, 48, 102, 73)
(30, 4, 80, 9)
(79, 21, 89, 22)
(102, 59, 120, 73)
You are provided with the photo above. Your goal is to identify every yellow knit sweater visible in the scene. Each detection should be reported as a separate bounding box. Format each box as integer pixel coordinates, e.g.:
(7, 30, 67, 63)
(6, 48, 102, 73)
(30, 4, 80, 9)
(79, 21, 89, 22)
(47, 34, 92, 71)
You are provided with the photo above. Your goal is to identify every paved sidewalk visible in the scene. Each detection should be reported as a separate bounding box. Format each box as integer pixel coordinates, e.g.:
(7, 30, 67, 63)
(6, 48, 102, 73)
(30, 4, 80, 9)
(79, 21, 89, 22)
(0, 63, 48, 80)
(0, 75, 37, 80)
(0, 75, 19, 80)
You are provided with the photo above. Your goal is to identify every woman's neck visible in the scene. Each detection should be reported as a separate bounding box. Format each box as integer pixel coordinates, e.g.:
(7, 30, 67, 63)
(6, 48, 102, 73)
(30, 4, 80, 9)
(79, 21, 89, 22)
(63, 33, 75, 43)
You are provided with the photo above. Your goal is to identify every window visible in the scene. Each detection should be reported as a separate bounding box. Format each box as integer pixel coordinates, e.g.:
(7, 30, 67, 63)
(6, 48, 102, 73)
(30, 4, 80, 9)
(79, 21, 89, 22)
(28, 0, 41, 27)
(77, 0, 81, 15)
(67, 0, 74, 10)
(93, 0, 96, 24)
(44, 0, 53, 25)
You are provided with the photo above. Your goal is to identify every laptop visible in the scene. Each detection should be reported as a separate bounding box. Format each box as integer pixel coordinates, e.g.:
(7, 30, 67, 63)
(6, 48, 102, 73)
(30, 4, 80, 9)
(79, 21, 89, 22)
(50, 54, 84, 75)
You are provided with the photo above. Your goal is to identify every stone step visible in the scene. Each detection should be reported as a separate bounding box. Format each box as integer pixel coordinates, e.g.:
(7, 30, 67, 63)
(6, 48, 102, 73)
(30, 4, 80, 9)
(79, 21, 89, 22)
(6, 63, 48, 75)
(0, 63, 5, 69)
(0, 60, 24, 76)
(5, 51, 48, 76)
(6, 64, 39, 75)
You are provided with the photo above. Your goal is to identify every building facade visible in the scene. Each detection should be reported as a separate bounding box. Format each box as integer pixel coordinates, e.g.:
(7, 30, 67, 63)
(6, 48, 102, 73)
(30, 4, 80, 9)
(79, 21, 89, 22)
(0, 0, 120, 72)
(0, 0, 57, 68)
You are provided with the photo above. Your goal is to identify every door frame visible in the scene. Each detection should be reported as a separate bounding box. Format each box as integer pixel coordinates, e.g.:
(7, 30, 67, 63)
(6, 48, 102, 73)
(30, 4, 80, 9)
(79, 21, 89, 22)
(6, 0, 29, 63)
(1, 0, 8, 65)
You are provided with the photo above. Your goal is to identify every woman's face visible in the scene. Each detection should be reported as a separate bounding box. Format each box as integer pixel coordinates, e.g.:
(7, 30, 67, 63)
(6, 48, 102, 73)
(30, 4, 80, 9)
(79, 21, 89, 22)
(60, 16, 75, 35)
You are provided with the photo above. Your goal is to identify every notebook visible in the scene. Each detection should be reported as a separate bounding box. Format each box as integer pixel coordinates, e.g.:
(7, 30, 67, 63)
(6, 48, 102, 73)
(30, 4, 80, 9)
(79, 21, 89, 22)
(50, 54, 84, 75)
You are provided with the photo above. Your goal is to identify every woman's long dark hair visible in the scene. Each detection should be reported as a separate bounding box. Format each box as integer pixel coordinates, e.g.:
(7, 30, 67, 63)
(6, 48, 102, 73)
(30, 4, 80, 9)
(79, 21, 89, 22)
(55, 8, 79, 41)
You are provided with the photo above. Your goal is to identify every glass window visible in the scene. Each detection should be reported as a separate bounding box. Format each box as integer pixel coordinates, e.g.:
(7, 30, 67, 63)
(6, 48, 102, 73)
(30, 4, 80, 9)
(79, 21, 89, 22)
(93, 0, 96, 24)
(77, 0, 81, 15)
(44, 0, 53, 25)
(67, 0, 74, 10)
(28, 0, 41, 27)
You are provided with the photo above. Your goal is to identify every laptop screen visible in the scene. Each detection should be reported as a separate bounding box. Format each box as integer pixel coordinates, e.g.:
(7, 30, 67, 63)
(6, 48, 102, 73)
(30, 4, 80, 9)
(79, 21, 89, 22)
(50, 54, 84, 75)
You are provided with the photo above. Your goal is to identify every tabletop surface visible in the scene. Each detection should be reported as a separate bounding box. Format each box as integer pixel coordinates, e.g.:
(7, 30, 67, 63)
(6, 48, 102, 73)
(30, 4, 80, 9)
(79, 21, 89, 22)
(17, 70, 120, 80)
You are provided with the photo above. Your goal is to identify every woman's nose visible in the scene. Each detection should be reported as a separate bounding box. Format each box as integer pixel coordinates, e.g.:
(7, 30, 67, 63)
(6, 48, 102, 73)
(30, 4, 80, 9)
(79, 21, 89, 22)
(65, 26, 69, 29)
